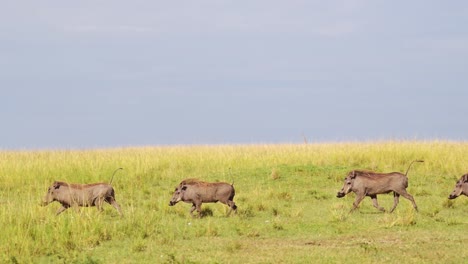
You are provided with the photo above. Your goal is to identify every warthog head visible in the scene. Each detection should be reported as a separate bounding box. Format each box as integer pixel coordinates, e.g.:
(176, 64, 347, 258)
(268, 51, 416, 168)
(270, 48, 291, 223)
(42, 181, 60, 206)
(337, 171, 356, 198)
(169, 185, 187, 206)
(448, 174, 468, 199)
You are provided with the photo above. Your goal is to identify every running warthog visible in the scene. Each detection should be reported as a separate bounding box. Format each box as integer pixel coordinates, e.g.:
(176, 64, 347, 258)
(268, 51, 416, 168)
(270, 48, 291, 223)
(41, 168, 123, 216)
(448, 174, 468, 199)
(336, 160, 423, 212)
(169, 178, 237, 217)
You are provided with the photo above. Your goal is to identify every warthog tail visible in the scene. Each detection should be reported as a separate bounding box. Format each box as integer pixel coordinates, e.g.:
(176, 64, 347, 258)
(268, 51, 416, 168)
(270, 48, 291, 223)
(109, 168, 123, 184)
(405, 160, 424, 176)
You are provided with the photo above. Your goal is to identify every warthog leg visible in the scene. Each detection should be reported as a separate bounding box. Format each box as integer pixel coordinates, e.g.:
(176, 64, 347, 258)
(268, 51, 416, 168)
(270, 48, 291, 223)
(389, 192, 400, 213)
(225, 200, 237, 216)
(56, 205, 69, 215)
(95, 197, 105, 212)
(390, 190, 418, 212)
(106, 198, 123, 216)
(370, 195, 385, 212)
(194, 203, 203, 217)
(189, 203, 197, 217)
(398, 190, 418, 212)
(350, 193, 366, 212)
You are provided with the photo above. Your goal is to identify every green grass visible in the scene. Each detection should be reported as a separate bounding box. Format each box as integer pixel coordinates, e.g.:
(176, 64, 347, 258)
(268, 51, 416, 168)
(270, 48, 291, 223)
(1, 141, 468, 263)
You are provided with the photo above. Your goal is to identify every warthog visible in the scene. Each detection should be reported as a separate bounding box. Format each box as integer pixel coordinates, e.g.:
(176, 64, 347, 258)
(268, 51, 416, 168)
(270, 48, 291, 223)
(448, 174, 468, 200)
(41, 168, 123, 216)
(336, 160, 423, 213)
(169, 178, 237, 217)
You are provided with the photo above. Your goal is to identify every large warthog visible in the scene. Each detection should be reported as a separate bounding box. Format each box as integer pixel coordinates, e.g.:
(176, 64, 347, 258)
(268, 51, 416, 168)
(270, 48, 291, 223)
(41, 168, 123, 216)
(169, 178, 237, 217)
(448, 174, 468, 200)
(336, 160, 423, 212)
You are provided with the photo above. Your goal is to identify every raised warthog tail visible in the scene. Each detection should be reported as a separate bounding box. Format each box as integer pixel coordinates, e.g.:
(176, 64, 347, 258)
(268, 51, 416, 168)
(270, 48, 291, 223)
(405, 160, 424, 176)
(109, 168, 123, 184)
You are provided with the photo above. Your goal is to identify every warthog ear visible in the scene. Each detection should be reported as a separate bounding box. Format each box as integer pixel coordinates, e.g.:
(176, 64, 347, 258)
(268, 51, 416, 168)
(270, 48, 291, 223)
(181, 185, 188, 191)
(53, 182, 61, 189)
(350, 171, 357, 179)
(463, 175, 468, 183)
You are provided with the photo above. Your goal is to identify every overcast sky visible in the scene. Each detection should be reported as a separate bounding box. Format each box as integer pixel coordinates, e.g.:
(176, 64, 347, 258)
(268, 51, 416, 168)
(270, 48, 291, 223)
(1, 1, 467, 149)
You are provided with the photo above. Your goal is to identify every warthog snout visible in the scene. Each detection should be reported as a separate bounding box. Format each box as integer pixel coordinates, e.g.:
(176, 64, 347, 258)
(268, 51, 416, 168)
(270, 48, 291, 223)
(336, 192, 345, 198)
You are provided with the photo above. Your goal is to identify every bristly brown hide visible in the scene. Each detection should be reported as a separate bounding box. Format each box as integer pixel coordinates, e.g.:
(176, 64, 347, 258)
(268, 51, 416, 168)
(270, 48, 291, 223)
(54, 181, 108, 189)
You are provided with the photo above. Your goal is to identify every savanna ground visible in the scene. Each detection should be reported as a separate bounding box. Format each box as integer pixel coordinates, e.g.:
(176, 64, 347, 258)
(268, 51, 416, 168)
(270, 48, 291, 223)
(1, 141, 467, 263)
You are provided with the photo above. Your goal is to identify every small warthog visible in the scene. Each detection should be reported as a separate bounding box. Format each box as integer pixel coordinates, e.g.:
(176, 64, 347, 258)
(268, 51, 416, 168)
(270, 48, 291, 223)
(41, 168, 123, 216)
(448, 174, 468, 200)
(336, 160, 423, 213)
(169, 178, 237, 217)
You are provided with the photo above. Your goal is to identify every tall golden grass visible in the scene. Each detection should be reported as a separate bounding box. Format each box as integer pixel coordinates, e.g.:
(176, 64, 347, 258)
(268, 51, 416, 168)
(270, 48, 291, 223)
(1, 141, 467, 263)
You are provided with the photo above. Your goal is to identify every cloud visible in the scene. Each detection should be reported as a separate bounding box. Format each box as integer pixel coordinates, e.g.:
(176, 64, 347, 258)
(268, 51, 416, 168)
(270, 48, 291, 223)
(315, 21, 360, 37)
(0, 1, 369, 40)
(62, 25, 155, 34)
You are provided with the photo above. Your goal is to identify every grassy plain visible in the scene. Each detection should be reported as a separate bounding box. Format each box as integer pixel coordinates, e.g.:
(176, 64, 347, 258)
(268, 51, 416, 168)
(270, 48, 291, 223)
(1, 141, 467, 263)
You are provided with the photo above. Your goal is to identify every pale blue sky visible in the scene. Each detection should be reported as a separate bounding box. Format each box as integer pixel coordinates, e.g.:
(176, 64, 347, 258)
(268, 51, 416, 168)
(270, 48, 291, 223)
(1, 1, 467, 149)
